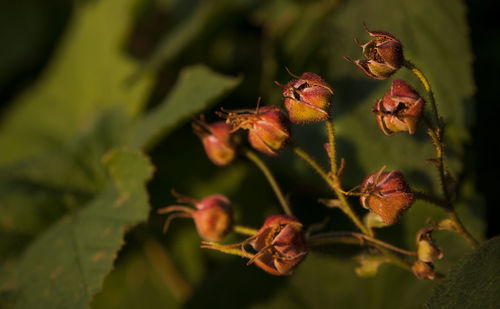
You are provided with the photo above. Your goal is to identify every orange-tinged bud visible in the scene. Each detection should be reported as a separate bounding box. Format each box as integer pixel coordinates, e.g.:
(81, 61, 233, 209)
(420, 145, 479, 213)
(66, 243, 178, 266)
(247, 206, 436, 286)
(345, 23, 404, 80)
(360, 167, 415, 225)
(221, 105, 290, 156)
(373, 79, 425, 136)
(412, 260, 437, 280)
(193, 119, 236, 166)
(246, 215, 308, 275)
(158, 192, 233, 242)
(281, 72, 333, 124)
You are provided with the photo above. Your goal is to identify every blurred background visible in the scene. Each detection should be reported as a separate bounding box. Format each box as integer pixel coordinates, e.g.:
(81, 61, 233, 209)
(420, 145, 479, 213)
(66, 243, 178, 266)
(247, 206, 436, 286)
(0, 0, 497, 308)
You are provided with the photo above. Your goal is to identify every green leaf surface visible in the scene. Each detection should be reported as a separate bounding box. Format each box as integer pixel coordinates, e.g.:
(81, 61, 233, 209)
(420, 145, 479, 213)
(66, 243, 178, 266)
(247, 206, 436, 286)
(0, 0, 151, 165)
(129, 65, 242, 149)
(14, 149, 153, 309)
(425, 237, 500, 309)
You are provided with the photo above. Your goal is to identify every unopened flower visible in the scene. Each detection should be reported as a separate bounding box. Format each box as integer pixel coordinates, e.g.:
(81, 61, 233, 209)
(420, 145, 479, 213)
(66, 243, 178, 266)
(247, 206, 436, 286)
(345, 23, 403, 80)
(373, 79, 425, 136)
(158, 192, 233, 242)
(246, 215, 308, 275)
(416, 227, 443, 263)
(412, 260, 437, 280)
(360, 167, 415, 225)
(221, 104, 290, 156)
(281, 72, 333, 124)
(193, 118, 236, 166)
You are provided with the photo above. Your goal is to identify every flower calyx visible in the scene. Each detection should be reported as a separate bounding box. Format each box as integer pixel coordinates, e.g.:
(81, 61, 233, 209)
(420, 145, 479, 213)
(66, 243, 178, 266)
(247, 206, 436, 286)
(360, 166, 415, 225)
(373, 79, 425, 136)
(246, 215, 308, 275)
(280, 70, 333, 124)
(158, 191, 234, 242)
(193, 117, 236, 166)
(345, 23, 404, 80)
(218, 102, 291, 156)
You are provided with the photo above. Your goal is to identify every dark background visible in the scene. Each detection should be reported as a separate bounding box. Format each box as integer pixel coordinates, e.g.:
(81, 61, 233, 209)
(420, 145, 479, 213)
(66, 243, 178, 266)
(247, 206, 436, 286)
(0, 0, 497, 237)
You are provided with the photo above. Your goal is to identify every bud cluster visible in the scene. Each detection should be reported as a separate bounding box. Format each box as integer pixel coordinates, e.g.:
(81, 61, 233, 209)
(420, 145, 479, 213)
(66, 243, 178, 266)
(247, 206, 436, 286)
(412, 227, 443, 280)
(157, 22, 468, 283)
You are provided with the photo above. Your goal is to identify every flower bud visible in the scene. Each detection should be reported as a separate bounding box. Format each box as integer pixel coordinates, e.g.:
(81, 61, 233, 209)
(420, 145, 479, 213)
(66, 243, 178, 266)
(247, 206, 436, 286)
(222, 105, 291, 156)
(193, 118, 236, 166)
(373, 79, 425, 136)
(158, 192, 234, 242)
(415, 227, 443, 263)
(247, 215, 308, 275)
(360, 167, 415, 225)
(345, 23, 403, 80)
(412, 260, 437, 280)
(281, 72, 333, 124)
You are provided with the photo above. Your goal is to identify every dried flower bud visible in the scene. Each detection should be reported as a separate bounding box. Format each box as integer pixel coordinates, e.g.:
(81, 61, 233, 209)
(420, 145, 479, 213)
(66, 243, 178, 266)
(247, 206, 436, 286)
(158, 192, 233, 242)
(221, 105, 291, 156)
(247, 215, 308, 275)
(416, 227, 443, 263)
(360, 167, 415, 225)
(281, 72, 333, 124)
(412, 260, 437, 280)
(345, 23, 403, 80)
(373, 79, 425, 136)
(193, 119, 236, 166)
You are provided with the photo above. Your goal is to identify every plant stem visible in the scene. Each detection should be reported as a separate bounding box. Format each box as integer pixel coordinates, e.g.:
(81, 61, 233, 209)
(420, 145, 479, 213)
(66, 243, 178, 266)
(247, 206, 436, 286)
(445, 210, 480, 249)
(201, 241, 254, 259)
(405, 60, 480, 249)
(307, 232, 416, 256)
(403, 59, 439, 125)
(325, 120, 338, 176)
(244, 148, 293, 217)
(143, 240, 192, 302)
(290, 143, 370, 235)
(234, 225, 258, 236)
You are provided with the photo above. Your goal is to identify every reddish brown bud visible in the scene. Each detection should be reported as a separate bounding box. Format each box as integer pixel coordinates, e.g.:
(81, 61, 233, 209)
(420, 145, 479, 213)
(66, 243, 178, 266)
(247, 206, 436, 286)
(360, 167, 415, 225)
(416, 227, 443, 263)
(412, 260, 437, 280)
(193, 119, 236, 166)
(345, 23, 403, 80)
(158, 192, 234, 242)
(222, 105, 290, 156)
(281, 72, 333, 124)
(373, 79, 425, 136)
(246, 215, 308, 275)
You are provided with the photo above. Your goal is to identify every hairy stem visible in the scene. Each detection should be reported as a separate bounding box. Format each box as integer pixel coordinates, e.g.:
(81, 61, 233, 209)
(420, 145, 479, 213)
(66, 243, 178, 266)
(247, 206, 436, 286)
(244, 148, 293, 216)
(405, 60, 480, 249)
(403, 60, 439, 125)
(446, 210, 480, 249)
(290, 143, 370, 235)
(234, 225, 259, 236)
(307, 232, 416, 256)
(325, 120, 338, 176)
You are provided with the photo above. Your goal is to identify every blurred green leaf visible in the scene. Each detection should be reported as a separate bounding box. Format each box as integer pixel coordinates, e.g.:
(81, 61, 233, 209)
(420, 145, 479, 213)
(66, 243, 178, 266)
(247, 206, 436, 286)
(0, 0, 152, 165)
(129, 65, 242, 149)
(425, 237, 500, 309)
(13, 149, 153, 309)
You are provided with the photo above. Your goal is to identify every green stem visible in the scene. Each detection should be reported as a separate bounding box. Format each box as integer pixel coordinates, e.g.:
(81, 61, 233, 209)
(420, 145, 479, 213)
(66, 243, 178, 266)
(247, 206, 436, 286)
(290, 143, 370, 235)
(446, 210, 480, 249)
(403, 59, 439, 125)
(244, 148, 293, 217)
(325, 120, 338, 176)
(234, 225, 258, 236)
(413, 190, 447, 208)
(201, 241, 254, 259)
(143, 240, 192, 302)
(307, 232, 416, 256)
(405, 60, 480, 249)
